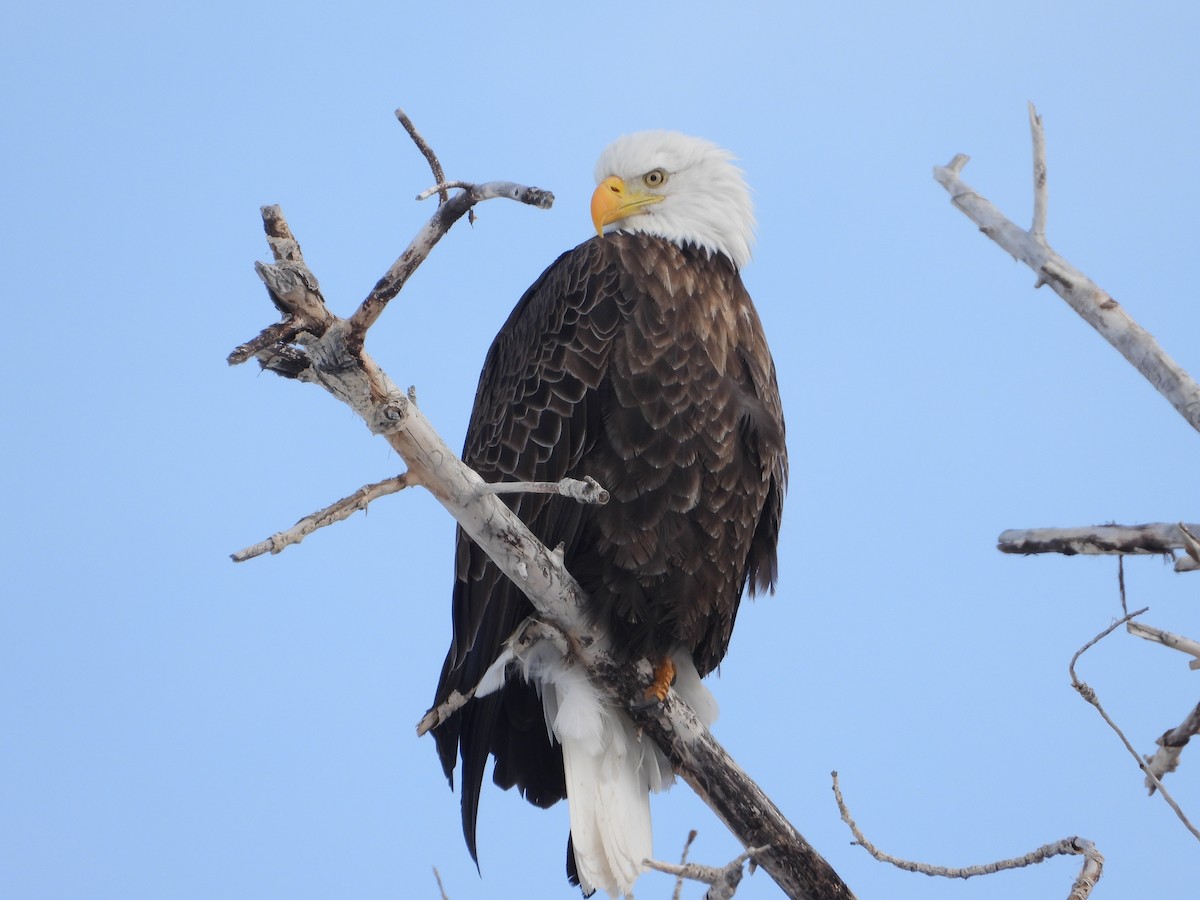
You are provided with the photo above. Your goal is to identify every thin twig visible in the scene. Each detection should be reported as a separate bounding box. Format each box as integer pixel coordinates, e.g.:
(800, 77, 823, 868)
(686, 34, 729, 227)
(673, 831, 698, 900)
(1069, 611, 1200, 841)
(349, 179, 554, 340)
(416, 619, 571, 737)
(431, 866, 450, 900)
(396, 108, 447, 205)
(1118, 556, 1128, 616)
(227, 318, 303, 367)
(1068, 608, 1149, 678)
(831, 772, 1103, 896)
(416, 181, 477, 201)
(1028, 101, 1048, 242)
(643, 844, 766, 900)
(232, 474, 412, 562)
(477, 476, 610, 505)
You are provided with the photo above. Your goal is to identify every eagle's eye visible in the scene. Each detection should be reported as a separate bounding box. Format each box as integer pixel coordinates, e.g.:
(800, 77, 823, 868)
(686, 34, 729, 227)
(643, 168, 668, 188)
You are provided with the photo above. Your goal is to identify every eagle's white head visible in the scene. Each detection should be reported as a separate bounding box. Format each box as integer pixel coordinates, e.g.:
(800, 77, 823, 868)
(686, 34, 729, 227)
(591, 131, 756, 270)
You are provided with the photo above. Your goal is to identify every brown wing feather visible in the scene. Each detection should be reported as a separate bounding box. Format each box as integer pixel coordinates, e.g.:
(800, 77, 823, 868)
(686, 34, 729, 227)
(431, 232, 787, 864)
(432, 237, 620, 861)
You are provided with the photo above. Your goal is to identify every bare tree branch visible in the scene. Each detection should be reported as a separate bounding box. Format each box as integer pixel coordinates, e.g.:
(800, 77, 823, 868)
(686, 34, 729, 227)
(431, 865, 450, 900)
(1028, 101, 1048, 241)
(933, 105, 1200, 434)
(230, 116, 854, 900)
(672, 831, 698, 900)
(417, 180, 479, 201)
(998, 523, 1200, 571)
(476, 475, 610, 505)
(937, 100, 1200, 889)
(1068, 611, 1200, 842)
(1143, 700, 1200, 793)
(1178, 523, 1200, 570)
(395, 107, 448, 205)
(232, 474, 413, 562)
(644, 841, 766, 900)
(415, 619, 571, 737)
(349, 180, 553, 342)
(1126, 621, 1200, 670)
(831, 772, 1103, 897)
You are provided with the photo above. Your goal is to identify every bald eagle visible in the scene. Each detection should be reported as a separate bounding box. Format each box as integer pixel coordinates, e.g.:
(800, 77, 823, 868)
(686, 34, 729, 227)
(431, 131, 787, 897)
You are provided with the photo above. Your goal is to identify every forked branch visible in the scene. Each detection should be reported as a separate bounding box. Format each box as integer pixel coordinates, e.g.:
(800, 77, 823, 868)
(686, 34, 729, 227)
(1069, 611, 1200, 842)
(933, 104, 1200, 434)
(643, 838, 767, 900)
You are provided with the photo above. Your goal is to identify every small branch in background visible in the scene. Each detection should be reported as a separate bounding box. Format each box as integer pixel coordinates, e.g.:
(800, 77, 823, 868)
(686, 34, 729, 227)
(643, 840, 766, 900)
(1118, 556, 1128, 616)
(227, 204, 336, 371)
(1126, 621, 1200, 670)
(227, 318, 304, 367)
(1143, 701, 1200, 794)
(831, 772, 1103, 898)
(1068, 608, 1149, 678)
(1068, 843, 1106, 900)
(1069, 611, 1200, 842)
(431, 866, 450, 900)
(1178, 523, 1200, 571)
(417, 180, 478, 201)
(1028, 101, 1048, 241)
(934, 105, 1200, 435)
(350, 178, 554, 341)
(998, 523, 1200, 571)
(396, 108, 448, 205)
(672, 831, 699, 900)
(231, 474, 413, 562)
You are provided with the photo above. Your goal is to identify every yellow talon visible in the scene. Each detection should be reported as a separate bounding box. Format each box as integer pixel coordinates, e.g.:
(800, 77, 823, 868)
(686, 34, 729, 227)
(643, 657, 677, 704)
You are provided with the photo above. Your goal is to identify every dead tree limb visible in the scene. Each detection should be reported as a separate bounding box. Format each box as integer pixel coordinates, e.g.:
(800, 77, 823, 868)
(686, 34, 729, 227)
(998, 522, 1200, 572)
(831, 772, 1104, 899)
(643, 840, 767, 900)
(933, 102, 1200, 435)
(943, 108, 1200, 820)
(1069, 612, 1200, 842)
(229, 113, 853, 900)
(232, 474, 413, 562)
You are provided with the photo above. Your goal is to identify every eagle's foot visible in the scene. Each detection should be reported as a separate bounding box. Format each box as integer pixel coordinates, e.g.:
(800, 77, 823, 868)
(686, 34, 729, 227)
(638, 656, 677, 706)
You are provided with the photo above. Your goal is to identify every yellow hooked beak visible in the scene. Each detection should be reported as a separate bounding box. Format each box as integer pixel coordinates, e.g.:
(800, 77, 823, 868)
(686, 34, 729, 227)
(590, 175, 664, 237)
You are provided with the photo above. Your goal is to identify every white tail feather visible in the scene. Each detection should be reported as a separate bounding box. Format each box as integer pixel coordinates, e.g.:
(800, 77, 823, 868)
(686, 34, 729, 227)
(489, 638, 719, 898)
(560, 712, 651, 895)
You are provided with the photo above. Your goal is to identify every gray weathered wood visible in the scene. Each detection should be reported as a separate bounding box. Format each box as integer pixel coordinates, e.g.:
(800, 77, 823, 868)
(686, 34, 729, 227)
(933, 144, 1200, 435)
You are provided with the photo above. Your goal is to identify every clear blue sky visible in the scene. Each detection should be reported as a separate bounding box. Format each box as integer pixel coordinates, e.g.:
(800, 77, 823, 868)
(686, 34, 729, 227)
(3, 2, 1197, 898)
